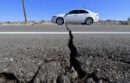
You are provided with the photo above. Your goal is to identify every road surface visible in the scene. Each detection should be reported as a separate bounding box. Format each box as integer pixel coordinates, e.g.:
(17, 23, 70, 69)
(0, 24, 130, 83)
(0, 24, 130, 32)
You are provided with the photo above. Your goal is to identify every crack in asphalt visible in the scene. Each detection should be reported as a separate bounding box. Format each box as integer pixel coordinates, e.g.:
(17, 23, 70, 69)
(0, 65, 41, 83)
(65, 24, 87, 79)
(65, 24, 113, 83)
(28, 65, 41, 83)
(0, 72, 19, 83)
(0, 24, 126, 83)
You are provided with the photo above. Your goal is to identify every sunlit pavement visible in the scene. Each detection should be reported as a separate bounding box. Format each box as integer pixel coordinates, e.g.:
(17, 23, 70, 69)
(0, 24, 130, 82)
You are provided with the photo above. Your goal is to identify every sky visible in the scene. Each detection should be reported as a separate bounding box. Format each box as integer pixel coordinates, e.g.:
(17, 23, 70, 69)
(0, 0, 130, 22)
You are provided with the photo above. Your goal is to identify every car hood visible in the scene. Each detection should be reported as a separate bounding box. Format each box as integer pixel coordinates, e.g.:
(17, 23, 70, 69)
(56, 14, 66, 17)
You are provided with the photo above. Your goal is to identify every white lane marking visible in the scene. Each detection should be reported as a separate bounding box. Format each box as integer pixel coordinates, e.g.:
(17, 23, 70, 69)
(0, 32, 130, 34)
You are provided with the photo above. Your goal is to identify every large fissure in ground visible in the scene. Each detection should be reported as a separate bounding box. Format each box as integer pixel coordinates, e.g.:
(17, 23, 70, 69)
(65, 24, 87, 79)
(0, 24, 123, 83)
(65, 24, 112, 83)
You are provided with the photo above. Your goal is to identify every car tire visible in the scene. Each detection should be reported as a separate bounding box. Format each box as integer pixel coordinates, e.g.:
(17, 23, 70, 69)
(85, 17, 93, 25)
(56, 17, 64, 25)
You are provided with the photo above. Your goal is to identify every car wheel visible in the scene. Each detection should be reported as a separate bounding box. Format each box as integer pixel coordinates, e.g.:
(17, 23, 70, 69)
(56, 17, 64, 25)
(85, 17, 93, 25)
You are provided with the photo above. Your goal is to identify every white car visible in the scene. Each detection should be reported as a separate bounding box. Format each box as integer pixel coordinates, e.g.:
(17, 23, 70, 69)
(52, 9, 99, 25)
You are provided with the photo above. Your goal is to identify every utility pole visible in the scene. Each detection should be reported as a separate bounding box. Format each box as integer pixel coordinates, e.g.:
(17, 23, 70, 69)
(22, 0, 27, 24)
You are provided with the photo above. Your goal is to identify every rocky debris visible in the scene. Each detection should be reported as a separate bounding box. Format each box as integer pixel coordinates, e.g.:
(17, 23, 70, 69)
(85, 78, 96, 83)
(57, 74, 71, 83)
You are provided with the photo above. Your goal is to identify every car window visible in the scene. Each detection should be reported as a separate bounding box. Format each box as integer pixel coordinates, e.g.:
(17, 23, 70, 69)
(69, 10, 88, 14)
(79, 10, 88, 13)
(69, 10, 79, 14)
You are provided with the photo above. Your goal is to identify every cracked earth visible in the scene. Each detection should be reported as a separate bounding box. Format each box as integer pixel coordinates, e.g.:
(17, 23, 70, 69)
(0, 25, 130, 83)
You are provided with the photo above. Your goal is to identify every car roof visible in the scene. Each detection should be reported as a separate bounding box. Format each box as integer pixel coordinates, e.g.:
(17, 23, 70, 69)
(69, 9, 91, 12)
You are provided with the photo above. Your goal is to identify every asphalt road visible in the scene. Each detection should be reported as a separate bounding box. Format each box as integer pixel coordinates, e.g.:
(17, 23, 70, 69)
(0, 24, 130, 32)
(0, 24, 130, 82)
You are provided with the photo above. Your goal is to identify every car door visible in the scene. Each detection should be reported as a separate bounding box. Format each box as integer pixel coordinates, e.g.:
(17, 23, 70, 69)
(64, 10, 79, 23)
(74, 10, 89, 23)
